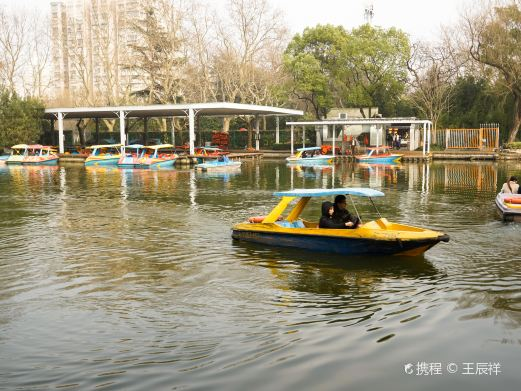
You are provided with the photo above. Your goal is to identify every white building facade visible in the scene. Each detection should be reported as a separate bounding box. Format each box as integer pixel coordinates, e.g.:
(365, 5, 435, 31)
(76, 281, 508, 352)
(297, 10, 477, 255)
(50, 0, 146, 104)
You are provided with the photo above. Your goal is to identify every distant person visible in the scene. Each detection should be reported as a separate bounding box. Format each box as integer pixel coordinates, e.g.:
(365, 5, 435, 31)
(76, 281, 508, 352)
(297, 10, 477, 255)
(386, 131, 393, 147)
(333, 195, 360, 229)
(350, 136, 357, 156)
(501, 176, 519, 194)
(319, 201, 352, 229)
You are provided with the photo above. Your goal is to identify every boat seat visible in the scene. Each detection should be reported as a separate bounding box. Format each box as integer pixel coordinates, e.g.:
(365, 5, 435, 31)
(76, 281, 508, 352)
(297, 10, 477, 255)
(276, 220, 306, 228)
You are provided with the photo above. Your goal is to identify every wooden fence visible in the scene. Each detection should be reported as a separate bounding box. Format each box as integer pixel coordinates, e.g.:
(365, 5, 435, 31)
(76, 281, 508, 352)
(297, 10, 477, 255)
(443, 124, 499, 151)
(429, 163, 497, 192)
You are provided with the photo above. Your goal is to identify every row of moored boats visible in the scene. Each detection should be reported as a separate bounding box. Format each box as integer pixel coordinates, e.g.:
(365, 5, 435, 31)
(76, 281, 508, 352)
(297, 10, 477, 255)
(0, 143, 241, 171)
(286, 146, 402, 165)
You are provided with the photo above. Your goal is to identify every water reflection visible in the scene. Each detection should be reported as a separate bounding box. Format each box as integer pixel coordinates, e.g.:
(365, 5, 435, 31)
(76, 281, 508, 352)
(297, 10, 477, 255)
(1, 160, 521, 390)
(234, 241, 440, 293)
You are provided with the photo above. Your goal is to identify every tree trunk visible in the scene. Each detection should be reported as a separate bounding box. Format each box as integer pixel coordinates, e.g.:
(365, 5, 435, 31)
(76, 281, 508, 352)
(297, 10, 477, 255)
(76, 119, 91, 148)
(223, 117, 231, 133)
(161, 118, 167, 132)
(247, 119, 253, 149)
(103, 119, 116, 132)
(359, 108, 366, 118)
(76, 120, 86, 148)
(508, 94, 521, 143)
(432, 118, 438, 145)
(170, 117, 176, 146)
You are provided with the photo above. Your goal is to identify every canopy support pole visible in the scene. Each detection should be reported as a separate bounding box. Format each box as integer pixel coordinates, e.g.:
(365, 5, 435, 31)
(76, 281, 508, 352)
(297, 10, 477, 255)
(58, 112, 64, 154)
(302, 126, 306, 148)
(422, 122, 427, 156)
(275, 116, 280, 144)
(369, 197, 382, 219)
(290, 125, 294, 155)
(332, 125, 336, 158)
(189, 108, 195, 155)
(348, 195, 362, 224)
(427, 122, 431, 154)
(255, 115, 260, 151)
(118, 110, 127, 154)
(262, 196, 295, 223)
(341, 125, 346, 155)
(170, 116, 176, 147)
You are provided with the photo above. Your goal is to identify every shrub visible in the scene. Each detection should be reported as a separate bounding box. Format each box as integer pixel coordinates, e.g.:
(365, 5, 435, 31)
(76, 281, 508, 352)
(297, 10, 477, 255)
(272, 143, 292, 150)
(504, 142, 521, 150)
(0, 89, 44, 147)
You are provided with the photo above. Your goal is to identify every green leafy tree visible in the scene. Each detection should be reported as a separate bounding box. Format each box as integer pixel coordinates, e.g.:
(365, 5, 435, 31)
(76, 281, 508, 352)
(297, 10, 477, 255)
(466, 2, 521, 142)
(283, 24, 348, 119)
(342, 24, 410, 117)
(284, 24, 409, 119)
(443, 76, 513, 140)
(0, 89, 44, 147)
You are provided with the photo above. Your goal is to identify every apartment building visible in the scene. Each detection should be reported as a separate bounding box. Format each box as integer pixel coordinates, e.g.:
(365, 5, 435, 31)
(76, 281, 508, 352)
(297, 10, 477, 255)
(50, 0, 145, 103)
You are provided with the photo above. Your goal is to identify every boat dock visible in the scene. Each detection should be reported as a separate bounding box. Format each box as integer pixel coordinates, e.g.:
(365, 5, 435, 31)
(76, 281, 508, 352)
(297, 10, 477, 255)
(41, 149, 521, 165)
(258, 149, 521, 162)
(56, 151, 264, 166)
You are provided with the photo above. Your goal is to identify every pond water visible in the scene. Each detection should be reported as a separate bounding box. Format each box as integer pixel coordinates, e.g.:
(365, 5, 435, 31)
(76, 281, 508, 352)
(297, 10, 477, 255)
(1, 160, 520, 390)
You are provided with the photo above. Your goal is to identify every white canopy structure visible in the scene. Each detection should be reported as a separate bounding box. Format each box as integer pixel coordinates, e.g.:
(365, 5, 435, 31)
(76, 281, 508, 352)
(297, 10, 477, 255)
(44, 102, 303, 154)
(286, 118, 433, 156)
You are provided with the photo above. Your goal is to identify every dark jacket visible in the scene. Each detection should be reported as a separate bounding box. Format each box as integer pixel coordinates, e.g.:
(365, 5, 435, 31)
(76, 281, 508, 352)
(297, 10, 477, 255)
(319, 201, 346, 229)
(333, 204, 360, 228)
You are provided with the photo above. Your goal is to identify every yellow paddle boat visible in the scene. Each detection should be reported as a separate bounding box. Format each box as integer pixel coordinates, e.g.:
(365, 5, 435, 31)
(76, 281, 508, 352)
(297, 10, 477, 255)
(232, 188, 449, 256)
(85, 144, 123, 166)
(286, 146, 334, 165)
(138, 144, 178, 168)
(6, 144, 29, 164)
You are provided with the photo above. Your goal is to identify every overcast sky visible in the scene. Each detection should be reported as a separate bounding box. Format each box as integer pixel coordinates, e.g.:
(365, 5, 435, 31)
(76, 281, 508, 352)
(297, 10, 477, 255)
(1, 0, 471, 42)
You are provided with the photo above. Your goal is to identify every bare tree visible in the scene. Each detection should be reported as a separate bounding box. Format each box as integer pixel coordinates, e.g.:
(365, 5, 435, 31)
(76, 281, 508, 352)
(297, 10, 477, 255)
(212, 0, 289, 142)
(25, 12, 52, 98)
(0, 7, 27, 93)
(184, 1, 219, 103)
(407, 37, 462, 141)
(128, 0, 186, 105)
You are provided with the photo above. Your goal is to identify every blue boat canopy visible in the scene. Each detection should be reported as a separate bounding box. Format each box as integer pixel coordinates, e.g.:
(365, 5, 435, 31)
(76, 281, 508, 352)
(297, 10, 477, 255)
(273, 188, 385, 197)
(297, 147, 322, 151)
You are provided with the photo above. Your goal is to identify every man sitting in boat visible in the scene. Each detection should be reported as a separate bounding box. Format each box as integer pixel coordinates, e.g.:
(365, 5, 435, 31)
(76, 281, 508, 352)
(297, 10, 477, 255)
(333, 195, 360, 228)
(319, 201, 356, 229)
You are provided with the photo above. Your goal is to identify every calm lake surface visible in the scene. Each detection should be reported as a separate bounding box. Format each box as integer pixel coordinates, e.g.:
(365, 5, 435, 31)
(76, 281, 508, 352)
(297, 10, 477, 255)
(1, 160, 520, 390)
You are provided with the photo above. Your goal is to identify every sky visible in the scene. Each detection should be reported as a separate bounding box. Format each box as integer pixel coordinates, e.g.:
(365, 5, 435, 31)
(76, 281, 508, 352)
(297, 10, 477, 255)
(0, 0, 471, 42)
(272, 0, 470, 41)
